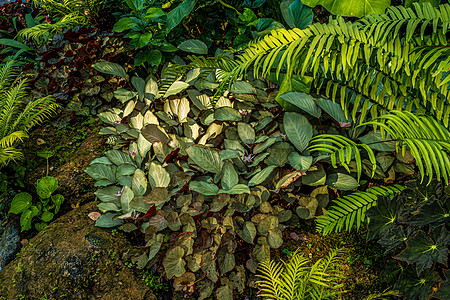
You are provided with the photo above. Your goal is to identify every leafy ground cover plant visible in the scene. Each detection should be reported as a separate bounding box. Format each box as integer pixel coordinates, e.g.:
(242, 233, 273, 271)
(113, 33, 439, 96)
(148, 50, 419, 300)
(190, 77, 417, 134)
(85, 58, 373, 298)
(365, 179, 449, 299)
(256, 247, 347, 299)
(8, 176, 64, 231)
(16, 26, 128, 120)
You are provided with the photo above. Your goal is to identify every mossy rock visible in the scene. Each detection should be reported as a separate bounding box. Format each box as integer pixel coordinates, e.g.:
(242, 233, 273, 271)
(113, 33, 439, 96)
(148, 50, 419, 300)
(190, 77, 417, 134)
(0, 202, 156, 300)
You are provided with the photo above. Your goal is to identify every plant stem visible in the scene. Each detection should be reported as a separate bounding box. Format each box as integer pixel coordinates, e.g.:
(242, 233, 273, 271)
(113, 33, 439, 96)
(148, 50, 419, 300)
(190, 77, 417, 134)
(216, 0, 241, 16)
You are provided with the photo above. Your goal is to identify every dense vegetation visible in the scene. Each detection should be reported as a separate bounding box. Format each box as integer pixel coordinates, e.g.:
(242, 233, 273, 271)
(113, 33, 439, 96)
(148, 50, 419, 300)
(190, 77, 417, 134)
(0, 0, 449, 299)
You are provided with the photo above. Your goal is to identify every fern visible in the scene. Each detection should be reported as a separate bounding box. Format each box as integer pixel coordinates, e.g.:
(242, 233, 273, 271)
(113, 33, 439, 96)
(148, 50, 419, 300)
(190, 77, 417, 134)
(198, 3, 450, 127)
(316, 184, 406, 235)
(308, 134, 377, 181)
(0, 61, 59, 166)
(19, 0, 105, 43)
(363, 110, 450, 185)
(256, 248, 346, 300)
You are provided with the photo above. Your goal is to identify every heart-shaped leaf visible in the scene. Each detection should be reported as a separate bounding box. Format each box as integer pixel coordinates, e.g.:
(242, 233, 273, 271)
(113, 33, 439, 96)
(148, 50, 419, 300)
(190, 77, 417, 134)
(9, 192, 32, 214)
(36, 176, 58, 199)
(201, 251, 219, 282)
(163, 246, 186, 279)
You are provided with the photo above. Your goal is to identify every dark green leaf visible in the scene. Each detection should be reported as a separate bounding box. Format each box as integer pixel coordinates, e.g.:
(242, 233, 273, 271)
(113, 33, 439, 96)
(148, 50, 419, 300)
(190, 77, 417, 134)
(283, 112, 313, 152)
(395, 226, 450, 275)
(9, 192, 32, 214)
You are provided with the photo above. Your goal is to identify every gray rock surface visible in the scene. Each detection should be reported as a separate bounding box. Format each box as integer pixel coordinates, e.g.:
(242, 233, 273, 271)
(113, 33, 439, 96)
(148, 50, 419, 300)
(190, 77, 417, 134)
(0, 217, 21, 271)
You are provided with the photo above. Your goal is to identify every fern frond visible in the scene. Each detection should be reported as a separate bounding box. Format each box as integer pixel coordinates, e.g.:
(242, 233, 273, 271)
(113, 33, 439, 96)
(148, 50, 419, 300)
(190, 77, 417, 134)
(0, 78, 29, 138)
(0, 131, 28, 148)
(0, 146, 24, 166)
(256, 259, 284, 299)
(316, 184, 406, 235)
(0, 61, 58, 168)
(256, 248, 347, 300)
(279, 250, 309, 300)
(362, 289, 403, 300)
(14, 95, 59, 131)
(309, 248, 347, 300)
(308, 134, 376, 181)
(17, 14, 88, 43)
(363, 110, 450, 185)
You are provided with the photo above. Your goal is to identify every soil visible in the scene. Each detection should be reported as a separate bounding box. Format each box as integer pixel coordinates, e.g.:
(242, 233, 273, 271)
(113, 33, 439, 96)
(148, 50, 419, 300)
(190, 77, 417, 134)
(21, 115, 109, 210)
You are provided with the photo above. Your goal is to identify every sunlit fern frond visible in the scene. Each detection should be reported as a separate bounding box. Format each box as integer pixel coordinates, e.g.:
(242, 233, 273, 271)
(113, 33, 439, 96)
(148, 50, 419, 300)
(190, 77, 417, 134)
(0, 146, 24, 166)
(13, 95, 60, 132)
(307, 134, 377, 181)
(256, 258, 284, 299)
(0, 61, 59, 166)
(363, 110, 450, 185)
(0, 129, 28, 166)
(256, 248, 347, 300)
(278, 250, 309, 300)
(308, 248, 347, 300)
(18, 14, 89, 43)
(0, 60, 20, 93)
(0, 78, 29, 138)
(0, 131, 28, 148)
(316, 184, 406, 235)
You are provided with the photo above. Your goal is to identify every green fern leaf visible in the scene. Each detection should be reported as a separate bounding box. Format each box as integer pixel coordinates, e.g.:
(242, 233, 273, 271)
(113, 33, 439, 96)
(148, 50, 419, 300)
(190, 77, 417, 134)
(316, 184, 406, 235)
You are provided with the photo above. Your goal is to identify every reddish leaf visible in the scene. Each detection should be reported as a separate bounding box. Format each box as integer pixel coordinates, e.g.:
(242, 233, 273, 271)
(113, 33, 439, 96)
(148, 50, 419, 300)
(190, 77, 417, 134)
(139, 205, 156, 219)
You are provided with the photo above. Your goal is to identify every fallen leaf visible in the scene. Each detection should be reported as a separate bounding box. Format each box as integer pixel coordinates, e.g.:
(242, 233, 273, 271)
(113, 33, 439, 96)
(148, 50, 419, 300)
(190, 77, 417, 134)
(88, 212, 101, 221)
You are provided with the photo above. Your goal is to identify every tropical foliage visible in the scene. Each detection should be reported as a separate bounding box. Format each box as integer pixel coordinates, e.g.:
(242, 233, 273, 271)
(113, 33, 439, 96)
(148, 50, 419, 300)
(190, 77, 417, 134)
(365, 179, 449, 299)
(16, 0, 110, 43)
(0, 60, 59, 166)
(1, 0, 449, 299)
(8, 176, 64, 231)
(256, 248, 346, 299)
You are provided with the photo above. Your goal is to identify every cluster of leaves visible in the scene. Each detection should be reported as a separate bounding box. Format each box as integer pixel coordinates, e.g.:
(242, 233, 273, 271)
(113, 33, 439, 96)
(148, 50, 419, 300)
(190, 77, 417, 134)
(8, 176, 64, 231)
(0, 0, 47, 65)
(17, 0, 107, 44)
(256, 247, 347, 299)
(112, 0, 197, 70)
(83, 57, 383, 298)
(365, 179, 449, 299)
(20, 27, 129, 119)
